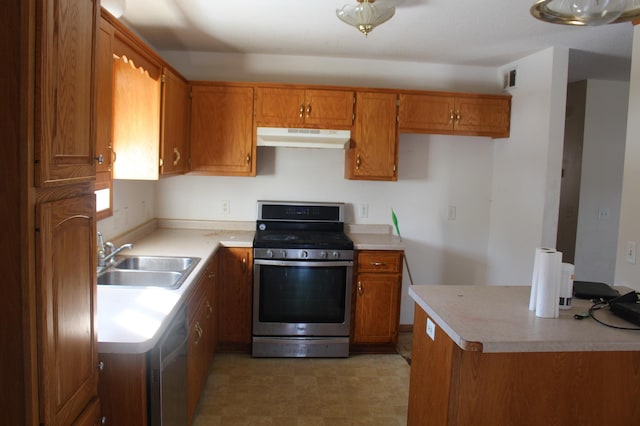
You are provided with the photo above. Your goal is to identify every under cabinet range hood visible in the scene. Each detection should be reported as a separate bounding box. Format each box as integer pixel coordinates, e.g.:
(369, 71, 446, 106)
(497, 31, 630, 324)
(256, 127, 351, 149)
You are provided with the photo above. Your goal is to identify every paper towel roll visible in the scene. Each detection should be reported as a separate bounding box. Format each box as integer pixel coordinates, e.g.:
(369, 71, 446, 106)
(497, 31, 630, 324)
(529, 248, 556, 311)
(534, 250, 563, 318)
(559, 263, 575, 310)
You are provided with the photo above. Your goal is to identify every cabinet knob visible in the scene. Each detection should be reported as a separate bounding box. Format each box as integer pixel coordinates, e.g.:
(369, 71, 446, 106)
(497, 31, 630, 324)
(357, 281, 364, 296)
(355, 154, 361, 171)
(246, 153, 251, 164)
(206, 301, 213, 318)
(449, 110, 455, 123)
(99, 416, 107, 425)
(455, 110, 461, 124)
(299, 104, 305, 118)
(97, 361, 105, 371)
(306, 104, 312, 118)
(95, 153, 104, 165)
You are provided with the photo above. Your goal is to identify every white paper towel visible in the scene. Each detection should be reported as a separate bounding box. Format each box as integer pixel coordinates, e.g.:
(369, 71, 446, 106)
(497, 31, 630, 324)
(529, 248, 563, 318)
(559, 263, 575, 310)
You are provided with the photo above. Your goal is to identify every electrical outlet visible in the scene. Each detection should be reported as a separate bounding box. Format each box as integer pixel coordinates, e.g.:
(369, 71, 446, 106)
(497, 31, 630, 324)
(222, 200, 230, 216)
(426, 318, 435, 341)
(598, 207, 610, 220)
(448, 205, 457, 221)
(627, 241, 637, 264)
(358, 203, 369, 218)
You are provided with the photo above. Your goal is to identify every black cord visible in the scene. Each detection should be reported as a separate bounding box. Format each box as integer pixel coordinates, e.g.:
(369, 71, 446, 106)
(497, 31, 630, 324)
(586, 300, 640, 331)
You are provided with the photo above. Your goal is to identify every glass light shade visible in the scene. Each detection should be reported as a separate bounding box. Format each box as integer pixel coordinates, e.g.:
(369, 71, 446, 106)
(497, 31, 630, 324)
(336, 0, 396, 36)
(530, 0, 640, 25)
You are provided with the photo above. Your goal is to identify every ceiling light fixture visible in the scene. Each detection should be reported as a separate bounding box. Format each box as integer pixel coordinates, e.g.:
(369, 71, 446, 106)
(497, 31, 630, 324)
(336, 0, 396, 37)
(530, 0, 640, 25)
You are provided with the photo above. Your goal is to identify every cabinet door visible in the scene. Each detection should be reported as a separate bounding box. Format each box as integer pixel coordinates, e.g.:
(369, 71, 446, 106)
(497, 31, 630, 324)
(160, 67, 190, 176)
(34, 0, 98, 187)
(36, 194, 98, 426)
(71, 398, 101, 426)
(98, 353, 147, 426)
(255, 87, 306, 127)
(347, 92, 398, 181)
(353, 274, 401, 344)
(398, 93, 455, 133)
(454, 96, 511, 138)
(95, 17, 114, 176)
(190, 85, 256, 176)
(217, 247, 253, 351)
(303, 89, 354, 128)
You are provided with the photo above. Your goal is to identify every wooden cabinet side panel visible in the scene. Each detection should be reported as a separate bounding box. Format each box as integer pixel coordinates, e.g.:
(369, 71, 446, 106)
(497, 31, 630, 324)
(217, 247, 253, 350)
(36, 194, 98, 426)
(449, 348, 640, 425)
(34, 0, 97, 187)
(98, 353, 147, 426)
(190, 85, 255, 176)
(408, 305, 455, 426)
(398, 93, 455, 133)
(348, 92, 398, 181)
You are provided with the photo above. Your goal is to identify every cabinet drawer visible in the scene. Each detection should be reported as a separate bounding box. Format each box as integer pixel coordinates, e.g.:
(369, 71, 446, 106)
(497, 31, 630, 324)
(357, 251, 403, 274)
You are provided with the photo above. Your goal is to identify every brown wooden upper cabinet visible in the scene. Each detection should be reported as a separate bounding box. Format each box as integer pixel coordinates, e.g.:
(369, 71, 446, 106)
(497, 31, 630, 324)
(190, 84, 256, 176)
(345, 92, 399, 181)
(160, 67, 190, 176)
(398, 93, 511, 138)
(255, 87, 354, 129)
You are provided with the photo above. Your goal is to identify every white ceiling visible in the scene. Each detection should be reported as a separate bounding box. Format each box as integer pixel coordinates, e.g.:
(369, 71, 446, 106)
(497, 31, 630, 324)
(112, 0, 634, 82)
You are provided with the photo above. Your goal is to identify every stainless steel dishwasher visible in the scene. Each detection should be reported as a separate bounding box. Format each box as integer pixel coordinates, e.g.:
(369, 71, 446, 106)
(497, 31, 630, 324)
(148, 305, 189, 426)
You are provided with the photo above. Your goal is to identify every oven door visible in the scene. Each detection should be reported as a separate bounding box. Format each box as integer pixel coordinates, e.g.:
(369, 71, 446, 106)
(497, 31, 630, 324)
(253, 259, 353, 337)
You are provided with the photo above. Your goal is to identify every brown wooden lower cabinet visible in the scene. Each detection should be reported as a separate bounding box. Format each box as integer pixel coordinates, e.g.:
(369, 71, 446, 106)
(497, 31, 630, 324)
(351, 250, 403, 353)
(408, 304, 640, 426)
(98, 352, 147, 426)
(217, 247, 253, 352)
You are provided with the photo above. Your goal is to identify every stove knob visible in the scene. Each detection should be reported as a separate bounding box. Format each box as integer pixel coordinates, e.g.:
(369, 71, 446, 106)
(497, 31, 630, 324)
(267, 249, 274, 258)
(320, 251, 328, 259)
(301, 250, 308, 259)
(280, 250, 287, 258)
(333, 251, 341, 259)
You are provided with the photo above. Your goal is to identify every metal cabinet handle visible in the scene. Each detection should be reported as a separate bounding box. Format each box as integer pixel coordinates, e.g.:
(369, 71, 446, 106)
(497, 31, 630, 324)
(242, 257, 247, 272)
(370, 262, 386, 267)
(206, 301, 213, 319)
(355, 154, 361, 171)
(357, 281, 364, 296)
(455, 110, 461, 124)
(97, 361, 105, 371)
(95, 153, 104, 165)
(173, 148, 181, 166)
(194, 322, 203, 345)
(299, 104, 305, 118)
(449, 110, 455, 123)
(99, 416, 107, 425)
(306, 104, 311, 118)
(112, 150, 117, 164)
(246, 153, 251, 164)
(208, 271, 215, 280)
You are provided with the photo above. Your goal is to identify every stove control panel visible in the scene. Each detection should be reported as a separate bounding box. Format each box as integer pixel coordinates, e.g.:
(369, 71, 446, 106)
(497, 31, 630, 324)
(254, 248, 354, 261)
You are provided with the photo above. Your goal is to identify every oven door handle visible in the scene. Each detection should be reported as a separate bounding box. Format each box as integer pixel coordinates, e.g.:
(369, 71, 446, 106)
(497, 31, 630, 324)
(254, 259, 353, 267)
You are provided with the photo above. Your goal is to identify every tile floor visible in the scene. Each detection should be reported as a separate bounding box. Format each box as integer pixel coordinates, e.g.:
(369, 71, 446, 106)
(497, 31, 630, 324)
(192, 333, 413, 426)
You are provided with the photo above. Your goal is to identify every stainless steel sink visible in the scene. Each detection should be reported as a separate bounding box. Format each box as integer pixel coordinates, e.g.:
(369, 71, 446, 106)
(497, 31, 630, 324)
(98, 255, 200, 289)
(113, 256, 196, 272)
(98, 270, 183, 287)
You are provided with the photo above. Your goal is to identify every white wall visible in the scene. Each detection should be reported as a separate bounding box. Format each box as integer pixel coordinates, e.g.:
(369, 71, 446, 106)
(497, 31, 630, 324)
(615, 26, 640, 289)
(100, 50, 567, 324)
(575, 80, 628, 284)
(97, 180, 156, 240)
(487, 47, 569, 285)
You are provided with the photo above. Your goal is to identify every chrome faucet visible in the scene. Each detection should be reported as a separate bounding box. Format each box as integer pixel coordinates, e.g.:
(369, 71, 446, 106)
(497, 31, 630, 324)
(97, 231, 133, 268)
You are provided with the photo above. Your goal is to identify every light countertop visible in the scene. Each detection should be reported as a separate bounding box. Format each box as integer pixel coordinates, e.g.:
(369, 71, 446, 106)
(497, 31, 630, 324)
(409, 284, 640, 353)
(97, 224, 402, 354)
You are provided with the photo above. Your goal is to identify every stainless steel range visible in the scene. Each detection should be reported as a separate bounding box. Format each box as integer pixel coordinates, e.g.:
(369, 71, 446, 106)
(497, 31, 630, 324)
(252, 201, 354, 358)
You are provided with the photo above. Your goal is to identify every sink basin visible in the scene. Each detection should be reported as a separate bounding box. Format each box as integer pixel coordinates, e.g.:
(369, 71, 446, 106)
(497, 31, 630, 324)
(113, 256, 196, 272)
(98, 255, 201, 289)
(97, 270, 182, 288)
